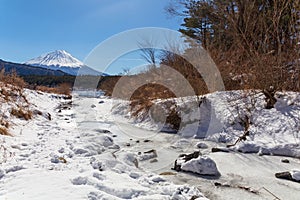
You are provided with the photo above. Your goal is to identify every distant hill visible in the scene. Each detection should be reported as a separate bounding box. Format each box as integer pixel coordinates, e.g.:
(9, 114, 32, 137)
(0, 59, 67, 76)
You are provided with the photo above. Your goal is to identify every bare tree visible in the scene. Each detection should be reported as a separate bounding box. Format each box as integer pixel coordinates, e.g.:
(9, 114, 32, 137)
(138, 39, 159, 71)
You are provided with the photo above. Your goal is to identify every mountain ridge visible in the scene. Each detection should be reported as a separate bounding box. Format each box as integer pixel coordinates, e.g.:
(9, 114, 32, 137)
(0, 59, 68, 76)
(25, 50, 85, 68)
(25, 50, 105, 76)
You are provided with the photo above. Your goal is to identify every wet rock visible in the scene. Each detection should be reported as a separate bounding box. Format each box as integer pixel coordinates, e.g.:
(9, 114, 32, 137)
(211, 147, 230, 153)
(275, 171, 300, 183)
(196, 142, 208, 149)
(71, 176, 88, 185)
(275, 172, 293, 181)
(281, 159, 290, 163)
(150, 158, 158, 163)
(138, 149, 157, 161)
(94, 129, 111, 134)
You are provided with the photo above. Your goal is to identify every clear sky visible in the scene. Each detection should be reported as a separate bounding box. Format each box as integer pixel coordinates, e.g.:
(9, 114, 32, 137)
(0, 0, 182, 74)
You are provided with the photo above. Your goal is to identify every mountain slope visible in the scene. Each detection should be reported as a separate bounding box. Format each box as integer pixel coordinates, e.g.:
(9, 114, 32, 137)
(25, 50, 104, 76)
(0, 59, 67, 76)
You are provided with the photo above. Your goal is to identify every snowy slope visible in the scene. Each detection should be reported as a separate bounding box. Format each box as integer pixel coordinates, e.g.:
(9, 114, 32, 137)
(115, 90, 300, 157)
(25, 50, 104, 76)
(1, 86, 300, 200)
(0, 86, 207, 200)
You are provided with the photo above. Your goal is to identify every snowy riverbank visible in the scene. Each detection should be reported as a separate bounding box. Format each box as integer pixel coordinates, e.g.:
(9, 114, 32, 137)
(0, 87, 299, 199)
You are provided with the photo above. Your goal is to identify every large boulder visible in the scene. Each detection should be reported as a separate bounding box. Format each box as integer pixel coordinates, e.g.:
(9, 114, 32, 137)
(275, 170, 300, 183)
(173, 151, 220, 176)
(181, 156, 220, 176)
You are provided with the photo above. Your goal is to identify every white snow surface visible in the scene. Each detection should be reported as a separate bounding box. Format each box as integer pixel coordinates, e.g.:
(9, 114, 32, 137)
(1, 86, 300, 200)
(0, 86, 207, 200)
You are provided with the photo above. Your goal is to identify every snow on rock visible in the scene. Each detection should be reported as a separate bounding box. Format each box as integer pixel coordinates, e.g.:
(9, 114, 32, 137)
(276, 170, 300, 183)
(5, 165, 26, 174)
(138, 149, 157, 161)
(196, 142, 209, 149)
(151, 175, 166, 183)
(235, 143, 300, 158)
(235, 142, 260, 153)
(0, 168, 5, 179)
(181, 156, 220, 176)
(118, 152, 139, 168)
(71, 176, 88, 185)
(291, 170, 300, 182)
(171, 138, 192, 149)
(129, 172, 141, 179)
(171, 185, 209, 200)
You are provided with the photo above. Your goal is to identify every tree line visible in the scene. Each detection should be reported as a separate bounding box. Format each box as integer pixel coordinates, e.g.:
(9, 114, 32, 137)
(165, 0, 299, 91)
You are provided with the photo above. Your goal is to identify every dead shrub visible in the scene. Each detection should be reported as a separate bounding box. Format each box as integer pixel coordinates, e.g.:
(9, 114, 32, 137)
(11, 107, 32, 120)
(165, 107, 181, 131)
(0, 69, 26, 90)
(98, 76, 121, 96)
(56, 83, 71, 96)
(130, 83, 175, 118)
(0, 126, 11, 136)
(128, 83, 182, 131)
(0, 119, 9, 128)
(36, 85, 56, 93)
(36, 83, 72, 96)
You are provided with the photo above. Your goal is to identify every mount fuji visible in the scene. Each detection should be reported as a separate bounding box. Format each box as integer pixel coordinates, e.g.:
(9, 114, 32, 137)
(25, 50, 105, 76)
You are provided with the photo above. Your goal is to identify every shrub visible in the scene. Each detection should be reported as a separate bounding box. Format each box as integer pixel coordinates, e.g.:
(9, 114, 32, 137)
(56, 83, 72, 96)
(36, 82, 72, 96)
(0, 69, 26, 90)
(0, 126, 11, 136)
(11, 107, 32, 120)
(0, 118, 9, 128)
(165, 107, 181, 131)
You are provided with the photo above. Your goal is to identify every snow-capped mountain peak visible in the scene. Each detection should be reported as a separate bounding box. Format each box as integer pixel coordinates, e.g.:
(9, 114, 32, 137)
(25, 50, 85, 68)
(25, 50, 104, 76)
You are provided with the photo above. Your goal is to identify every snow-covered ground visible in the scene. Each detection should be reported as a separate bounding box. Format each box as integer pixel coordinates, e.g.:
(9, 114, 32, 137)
(0, 87, 207, 200)
(0, 86, 300, 199)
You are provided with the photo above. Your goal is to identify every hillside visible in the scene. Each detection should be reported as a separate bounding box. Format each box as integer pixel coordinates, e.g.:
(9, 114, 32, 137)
(0, 59, 67, 76)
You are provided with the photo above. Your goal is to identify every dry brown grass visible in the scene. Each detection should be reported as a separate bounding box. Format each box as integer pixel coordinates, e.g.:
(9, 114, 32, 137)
(98, 76, 121, 96)
(11, 107, 32, 120)
(0, 68, 26, 89)
(0, 118, 9, 128)
(0, 126, 11, 136)
(128, 83, 182, 131)
(159, 171, 177, 176)
(36, 83, 72, 96)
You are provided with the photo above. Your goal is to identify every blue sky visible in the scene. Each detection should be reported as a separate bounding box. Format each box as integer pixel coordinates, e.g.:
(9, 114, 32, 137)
(0, 0, 183, 74)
